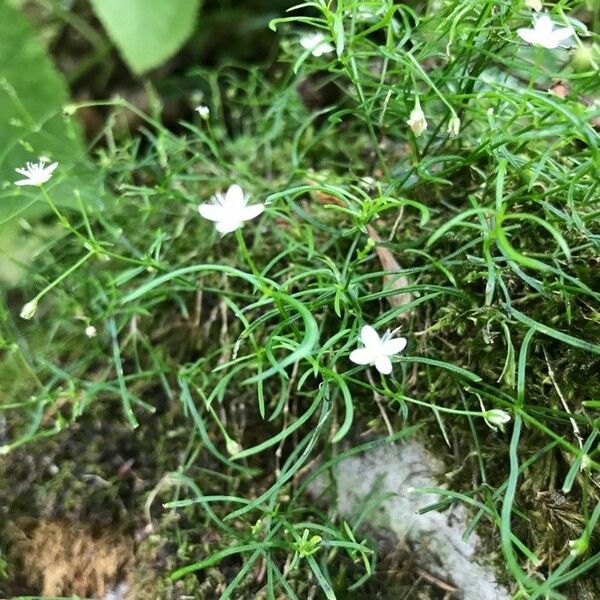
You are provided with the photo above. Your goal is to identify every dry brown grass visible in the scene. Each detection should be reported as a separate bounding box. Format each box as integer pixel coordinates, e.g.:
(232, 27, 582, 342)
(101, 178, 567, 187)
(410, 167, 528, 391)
(6, 518, 134, 598)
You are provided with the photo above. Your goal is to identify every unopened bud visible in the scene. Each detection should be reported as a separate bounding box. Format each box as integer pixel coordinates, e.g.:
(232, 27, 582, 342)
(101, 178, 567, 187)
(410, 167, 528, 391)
(20, 299, 38, 320)
(447, 115, 461, 138)
(407, 99, 428, 137)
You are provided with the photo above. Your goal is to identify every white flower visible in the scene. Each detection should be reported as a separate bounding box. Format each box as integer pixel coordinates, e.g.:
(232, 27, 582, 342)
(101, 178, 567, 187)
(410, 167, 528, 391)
(407, 100, 428, 137)
(20, 299, 38, 320)
(484, 409, 511, 431)
(85, 325, 97, 338)
(447, 115, 461, 138)
(14, 159, 58, 187)
(198, 184, 265, 234)
(349, 325, 407, 375)
(300, 32, 335, 57)
(517, 15, 574, 49)
(195, 105, 210, 119)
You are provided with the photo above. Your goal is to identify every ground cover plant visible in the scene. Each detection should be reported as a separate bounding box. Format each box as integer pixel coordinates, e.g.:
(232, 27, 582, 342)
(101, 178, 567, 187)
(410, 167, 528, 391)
(1, 0, 600, 598)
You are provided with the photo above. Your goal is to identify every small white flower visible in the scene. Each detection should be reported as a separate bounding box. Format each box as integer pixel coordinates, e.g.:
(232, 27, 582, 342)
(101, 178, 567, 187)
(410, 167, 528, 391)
(407, 99, 428, 137)
(85, 325, 97, 338)
(300, 32, 335, 57)
(195, 105, 210, 119)
(517, 15, 574, 49)
(20, 299, 38, 320)
(447, 115, 461, 138)
(484, 409, 512, 431)
(198, 184, 265, 234)
(349, 325, 407, 375)
(14, 159, 58, 187)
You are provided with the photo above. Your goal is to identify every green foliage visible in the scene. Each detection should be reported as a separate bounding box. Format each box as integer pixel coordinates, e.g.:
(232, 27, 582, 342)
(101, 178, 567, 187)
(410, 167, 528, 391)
(0, 0, 85, 201)
(89, 0, 203, 74)
(0, 0, 102, 285)
(2, 0, 600, 598)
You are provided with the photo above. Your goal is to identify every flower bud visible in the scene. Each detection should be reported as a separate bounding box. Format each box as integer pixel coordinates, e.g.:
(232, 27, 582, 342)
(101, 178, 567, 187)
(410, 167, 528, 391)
(407, 99, 427, 137)
(569, 537, 588, 557)
(20, 299, 38, 320)
(525, 0, 542, 11)
(572, 44, 596, 73)
(447, 115, 461, 138)
(485, 409, 511, 430)
(195, 105, 210, 120)
(85, 325, 97, 338)
(226, 437, 242, 456)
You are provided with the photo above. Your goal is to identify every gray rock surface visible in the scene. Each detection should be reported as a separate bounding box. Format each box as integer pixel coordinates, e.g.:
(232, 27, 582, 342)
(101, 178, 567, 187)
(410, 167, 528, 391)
(311, 440, 509, 600)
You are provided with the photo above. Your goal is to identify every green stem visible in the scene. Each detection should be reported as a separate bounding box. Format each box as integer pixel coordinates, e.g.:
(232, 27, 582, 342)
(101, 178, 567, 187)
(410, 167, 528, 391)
(32, 250, 95, 305)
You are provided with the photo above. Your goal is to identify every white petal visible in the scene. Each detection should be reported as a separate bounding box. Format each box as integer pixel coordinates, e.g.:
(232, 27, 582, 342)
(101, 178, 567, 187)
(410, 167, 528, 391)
(225, 184, 246, 209)
(375, 355, 392, 375)
(349, 348, 373, 365)
(14, 178, 33, 186)
(216, 219, 243, 234)
(45, 162, 59, 175)
(360, 325, 381, 350)
(240, 203, 265, 221)
(517, 28, 541, 45)
(198, 203, 226, 222)
(382, 337, 407, 356)
(313, 43, 334, 57)
(535, 15, 554, 36)
(540, 37, 560, 49)
(551, 27, 574, 43)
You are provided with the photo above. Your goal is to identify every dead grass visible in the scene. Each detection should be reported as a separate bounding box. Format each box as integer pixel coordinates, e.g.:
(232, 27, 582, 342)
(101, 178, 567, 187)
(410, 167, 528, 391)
(6, 518, 134, 598)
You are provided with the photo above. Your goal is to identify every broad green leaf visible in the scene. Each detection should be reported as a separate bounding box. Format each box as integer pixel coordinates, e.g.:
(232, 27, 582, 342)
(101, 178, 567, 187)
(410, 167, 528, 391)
(0, 0, 97, 284)
(89, 0, 202, 74)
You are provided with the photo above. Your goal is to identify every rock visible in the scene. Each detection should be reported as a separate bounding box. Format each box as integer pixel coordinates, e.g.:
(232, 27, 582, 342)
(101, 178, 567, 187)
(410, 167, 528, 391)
(311, 440, 509, 600)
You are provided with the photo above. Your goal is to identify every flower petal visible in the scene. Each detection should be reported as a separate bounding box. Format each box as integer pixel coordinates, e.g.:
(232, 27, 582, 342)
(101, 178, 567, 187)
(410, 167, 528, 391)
(382, 337, 407, 356)
(360, 325, 381, 350)
(14, 178, 33, 186)
(240, 203, 265, 221)
(517, 28, 540, 45)
(216, 219, 243, 234)
(45, 162, 59, 175)
(198, 203, 225, 222)
(225, 184, 246, 209)
(349, 348, 373, 365)
(535, 15, 554, 36)
(375, 355, 392, 375)
(551, 27, 574, 43)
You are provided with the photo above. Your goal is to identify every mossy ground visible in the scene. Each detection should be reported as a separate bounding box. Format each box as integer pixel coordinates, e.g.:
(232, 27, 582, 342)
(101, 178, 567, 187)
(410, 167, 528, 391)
(2, 1, 600, 598)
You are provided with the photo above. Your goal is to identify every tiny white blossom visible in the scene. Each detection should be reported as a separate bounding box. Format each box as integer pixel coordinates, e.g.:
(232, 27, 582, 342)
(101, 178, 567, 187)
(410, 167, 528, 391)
(349, 325, 407, 375)
(485, 409, 511, 431)
(14, 159, 58, 187)
(517, 15, 573, 49)
(85, 325, 97, 338)
(447, 115, 461, 138)
(198, 184, 265, 234)
(300, 32, 335, 57)
(20, 299, 38, 320)
(407, 99, 428, 137)
(195, 105, 210, 119)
